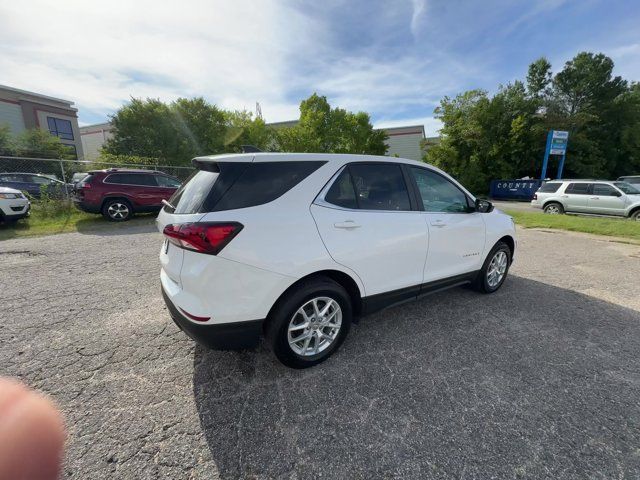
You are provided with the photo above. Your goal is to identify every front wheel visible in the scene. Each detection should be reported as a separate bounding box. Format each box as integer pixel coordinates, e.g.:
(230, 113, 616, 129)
(473, 241, 511, 294)
(266, 277, 352, 368)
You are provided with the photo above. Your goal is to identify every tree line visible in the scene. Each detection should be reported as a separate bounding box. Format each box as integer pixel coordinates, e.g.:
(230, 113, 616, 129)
(102, 93, 387, 165)
(425, 52, 640, 193)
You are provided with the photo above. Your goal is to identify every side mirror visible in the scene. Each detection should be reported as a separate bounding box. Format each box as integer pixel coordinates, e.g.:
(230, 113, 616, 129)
(475, 198, 494, 213)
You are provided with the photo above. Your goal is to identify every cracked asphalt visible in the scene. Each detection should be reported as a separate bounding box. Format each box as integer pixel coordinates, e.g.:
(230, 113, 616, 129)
(1, 222, 640, 479)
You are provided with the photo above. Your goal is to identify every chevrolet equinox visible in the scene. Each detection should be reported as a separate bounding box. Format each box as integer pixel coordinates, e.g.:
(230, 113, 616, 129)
(158, 153, 516, 368)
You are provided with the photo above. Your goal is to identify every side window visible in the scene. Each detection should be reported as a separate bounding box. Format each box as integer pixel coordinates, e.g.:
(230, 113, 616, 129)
(155, 175, 181, 188)
(135, 174, 158, 186)
(410, 167, 470, 213)
(29, 175, 53, 185)
(212, 161, 325, 211)
(593, 184, 618, 196)
(565, 183, 590, 195)
(348, 164, 411, 211)
(538, 182, 561, 193)
(106, 173, 157, 186)
(325, 169, 358, 209)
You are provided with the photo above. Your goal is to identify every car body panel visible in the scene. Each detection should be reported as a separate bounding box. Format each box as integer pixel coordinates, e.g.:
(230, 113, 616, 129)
(0, 186, 31, 220)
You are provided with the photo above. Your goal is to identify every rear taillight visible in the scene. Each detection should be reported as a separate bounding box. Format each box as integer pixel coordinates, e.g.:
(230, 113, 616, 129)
(163, 222, 243, 255)
(533, 193, 537, 200)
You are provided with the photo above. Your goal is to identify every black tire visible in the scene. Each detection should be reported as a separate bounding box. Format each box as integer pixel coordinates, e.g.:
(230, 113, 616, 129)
(266, 277, 352, 369)
(543, 202, 564, 215)
(102, 199, 133, 222)
(630, 210, 640, 221)
(472, 241, 512, 294)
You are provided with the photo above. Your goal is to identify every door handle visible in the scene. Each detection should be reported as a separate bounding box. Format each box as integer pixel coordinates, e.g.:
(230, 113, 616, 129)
(430, 219, 447, 228)
(334, 221, 361, 229)
(590, 197, 599, 200)
(561, 195, 569, 198)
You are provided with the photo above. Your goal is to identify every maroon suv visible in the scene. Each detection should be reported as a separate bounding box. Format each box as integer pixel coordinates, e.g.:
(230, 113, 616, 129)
(73, 169, 182, 221)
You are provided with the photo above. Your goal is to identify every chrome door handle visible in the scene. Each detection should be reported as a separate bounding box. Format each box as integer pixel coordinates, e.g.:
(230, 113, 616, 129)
(334, 221, 361, 229)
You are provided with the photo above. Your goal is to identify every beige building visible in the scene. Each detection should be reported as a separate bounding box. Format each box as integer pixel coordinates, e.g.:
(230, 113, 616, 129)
(79, 122, 114, 160)
(0, 84, 84, 159)
(77, 119, 428, 162)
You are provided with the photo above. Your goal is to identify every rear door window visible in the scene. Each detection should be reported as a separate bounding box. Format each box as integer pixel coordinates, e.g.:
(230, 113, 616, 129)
(325, 169, 358, 209)
(565, 183, 591, 195)
(348, 163, 411, 211)
(106, 173, 158, 186)
(155, 175, 182, 188)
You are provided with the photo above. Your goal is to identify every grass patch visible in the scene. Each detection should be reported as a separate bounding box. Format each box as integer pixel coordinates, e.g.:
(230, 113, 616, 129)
(0, 200, 156, 241)
(505, 209, 640, 241)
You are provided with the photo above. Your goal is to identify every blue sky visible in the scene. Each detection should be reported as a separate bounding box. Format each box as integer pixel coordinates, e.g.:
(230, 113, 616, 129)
(1, 0, 639, 135)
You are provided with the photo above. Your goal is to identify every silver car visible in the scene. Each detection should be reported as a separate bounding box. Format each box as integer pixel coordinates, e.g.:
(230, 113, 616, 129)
(531, 180, 640, 220)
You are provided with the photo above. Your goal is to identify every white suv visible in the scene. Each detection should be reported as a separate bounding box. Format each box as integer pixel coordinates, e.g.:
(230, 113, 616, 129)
(158, 153, 516, 368)
(531, 180, 640, 219)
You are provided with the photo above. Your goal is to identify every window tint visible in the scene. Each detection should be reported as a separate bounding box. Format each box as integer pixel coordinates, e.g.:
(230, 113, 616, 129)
(169, 171, 219, 214)
(168, 161, 325, 214)
(410, 167, 470, 213)
(565, 183, 590, 195)
(29, 175, 55, 185)
(106, 173, 158, 186)
(347, 164, 411, 211)
(614, 182, 640, 194)
(325, 169, 358, 209)
(538, 182, 561, 193)
(592, 184, 618, 196)
(155, 175, 181, 188)
(47, 117, 74, 140)
(213, 161, 324, 211)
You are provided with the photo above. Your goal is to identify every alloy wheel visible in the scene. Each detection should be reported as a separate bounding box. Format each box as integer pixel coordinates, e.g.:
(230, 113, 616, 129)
(107, 203, 129, 220)
(486, 250, 508, 288)
(287, 297, 342, 357)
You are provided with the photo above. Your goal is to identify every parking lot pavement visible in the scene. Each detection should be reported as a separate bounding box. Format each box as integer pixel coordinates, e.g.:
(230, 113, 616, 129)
(1, 226, 640, 479)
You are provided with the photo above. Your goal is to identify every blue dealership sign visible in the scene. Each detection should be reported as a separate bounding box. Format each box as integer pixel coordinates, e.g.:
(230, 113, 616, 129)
(541, 130, 570, 179)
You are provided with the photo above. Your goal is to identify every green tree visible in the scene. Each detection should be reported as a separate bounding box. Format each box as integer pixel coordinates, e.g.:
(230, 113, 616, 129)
(104, 97, 227, 165)
(426, 51, 640, 193)
(13, 128, 74, 159)
(0, 124, 12, 155)
(276, 94, 387, 155)
(223, 110, 275, 152)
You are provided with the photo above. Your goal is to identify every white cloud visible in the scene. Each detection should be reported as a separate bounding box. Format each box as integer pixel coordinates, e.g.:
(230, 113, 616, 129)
(410, 0, 427, 38)
(0, 0, 457, 133)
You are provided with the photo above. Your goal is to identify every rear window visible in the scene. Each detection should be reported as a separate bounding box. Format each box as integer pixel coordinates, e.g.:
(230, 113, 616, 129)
(167, 161, 325, 214)
(538, 182, 561, 193)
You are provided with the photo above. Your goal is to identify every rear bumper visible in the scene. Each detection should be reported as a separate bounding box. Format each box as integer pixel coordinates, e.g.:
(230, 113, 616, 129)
(530, 200, 542, 209)
(73, 198, 101, 214)
(162, 287, 263, 350)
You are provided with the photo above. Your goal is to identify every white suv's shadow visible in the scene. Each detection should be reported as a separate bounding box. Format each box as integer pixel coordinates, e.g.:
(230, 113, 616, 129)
(192, 276, 640, 479)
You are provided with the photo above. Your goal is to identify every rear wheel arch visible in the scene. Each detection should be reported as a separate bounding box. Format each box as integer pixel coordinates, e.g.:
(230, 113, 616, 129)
(100, 196, 134, 212)
(628, 206, 640, 219)
(265, 270, 363, 333)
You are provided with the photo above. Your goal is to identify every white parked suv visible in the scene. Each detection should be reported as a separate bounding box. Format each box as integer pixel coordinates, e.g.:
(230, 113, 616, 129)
(0, 186, 30, 222)
(531, 179, 640, 219)
(158, 153, 517, 368)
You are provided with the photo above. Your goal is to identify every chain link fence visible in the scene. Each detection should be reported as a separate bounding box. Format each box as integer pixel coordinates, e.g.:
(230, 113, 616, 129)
(0, 156, 195, 198)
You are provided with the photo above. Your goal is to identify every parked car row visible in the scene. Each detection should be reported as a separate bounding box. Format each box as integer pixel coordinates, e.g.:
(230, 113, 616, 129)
(531, 179, 640, 220)
(0, 169, 183, 223)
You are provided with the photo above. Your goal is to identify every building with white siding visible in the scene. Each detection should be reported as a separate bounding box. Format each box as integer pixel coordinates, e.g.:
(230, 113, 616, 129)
(79, 122, 114, 160)
(0, 84, 84, 159)
(78, 118, 428, 162)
